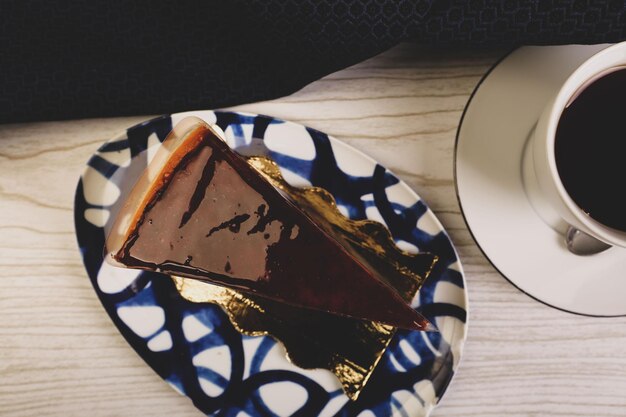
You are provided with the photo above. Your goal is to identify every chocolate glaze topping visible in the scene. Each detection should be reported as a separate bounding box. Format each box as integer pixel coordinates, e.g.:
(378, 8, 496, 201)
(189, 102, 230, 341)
(114, 122, 432, 331)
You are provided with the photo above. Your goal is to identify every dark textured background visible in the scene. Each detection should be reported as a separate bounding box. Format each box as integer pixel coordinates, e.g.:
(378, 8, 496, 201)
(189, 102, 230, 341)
(2, 0, 626, 123)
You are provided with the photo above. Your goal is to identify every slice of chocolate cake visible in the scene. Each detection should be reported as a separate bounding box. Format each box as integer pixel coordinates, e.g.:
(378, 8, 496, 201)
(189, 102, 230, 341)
(106, 117, 434, 331)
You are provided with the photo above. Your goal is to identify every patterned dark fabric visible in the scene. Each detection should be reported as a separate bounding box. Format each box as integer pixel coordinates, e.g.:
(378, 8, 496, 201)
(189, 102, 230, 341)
(2, 0, 626, 123)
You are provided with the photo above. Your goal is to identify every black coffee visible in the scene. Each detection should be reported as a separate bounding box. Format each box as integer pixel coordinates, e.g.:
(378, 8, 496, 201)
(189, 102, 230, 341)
(555, 67, 626, 232)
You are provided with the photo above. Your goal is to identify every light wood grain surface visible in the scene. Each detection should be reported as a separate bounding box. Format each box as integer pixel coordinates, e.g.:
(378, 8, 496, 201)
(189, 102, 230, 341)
(2, 43, 626, 417)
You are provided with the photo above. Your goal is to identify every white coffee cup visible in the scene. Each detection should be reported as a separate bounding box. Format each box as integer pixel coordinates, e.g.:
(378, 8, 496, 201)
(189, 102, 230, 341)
(524, 42, 626, 248)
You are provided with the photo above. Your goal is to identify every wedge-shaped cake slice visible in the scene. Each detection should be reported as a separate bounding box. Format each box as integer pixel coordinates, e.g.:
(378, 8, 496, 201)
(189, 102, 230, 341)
(106, 117, 434, 331)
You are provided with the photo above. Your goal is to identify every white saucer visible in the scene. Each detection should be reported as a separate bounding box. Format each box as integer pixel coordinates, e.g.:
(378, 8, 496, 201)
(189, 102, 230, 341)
(455, 44, 626, 316)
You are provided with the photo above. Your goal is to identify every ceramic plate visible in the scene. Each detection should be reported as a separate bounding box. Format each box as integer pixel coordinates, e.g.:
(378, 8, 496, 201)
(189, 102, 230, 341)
(455, 45, 626, 317)
(74, 110, 467, 416)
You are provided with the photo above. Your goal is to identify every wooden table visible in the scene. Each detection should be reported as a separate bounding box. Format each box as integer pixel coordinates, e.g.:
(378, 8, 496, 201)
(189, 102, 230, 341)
(2, 43, 626, 417)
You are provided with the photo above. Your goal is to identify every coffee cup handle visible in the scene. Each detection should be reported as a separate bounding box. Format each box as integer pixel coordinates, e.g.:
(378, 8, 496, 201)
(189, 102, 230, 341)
(565, 226, 612, 256)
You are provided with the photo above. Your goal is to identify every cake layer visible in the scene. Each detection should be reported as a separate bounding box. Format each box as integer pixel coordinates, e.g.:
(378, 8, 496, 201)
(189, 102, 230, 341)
(106, 117, 434, 331)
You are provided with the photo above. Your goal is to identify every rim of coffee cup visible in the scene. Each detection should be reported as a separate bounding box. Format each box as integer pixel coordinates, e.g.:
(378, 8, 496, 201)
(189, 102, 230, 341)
(542, 42, 626, 247)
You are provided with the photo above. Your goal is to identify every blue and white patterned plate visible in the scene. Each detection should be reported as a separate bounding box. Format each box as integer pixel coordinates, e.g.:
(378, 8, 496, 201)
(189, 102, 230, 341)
(74, 110, 468, 416)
